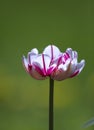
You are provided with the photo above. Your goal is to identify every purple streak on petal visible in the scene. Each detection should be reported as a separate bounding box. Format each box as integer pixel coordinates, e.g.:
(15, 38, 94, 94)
(70, 70, 79, 78)
(51, 45, 54, 60)
(57, 56, 62, 66)
(33, 64, 44, 76)
(42, 54, 46, 75)
(47, 67, 55, 76)
(28, 64, 32, 71)
(28, 53, 31, 65)
(74, 51, 78, 59)
(66, 48, 72, 58)
(65, 52, 70, 59)
(61, 53, 70, 64)
(63, 53, 70, 62)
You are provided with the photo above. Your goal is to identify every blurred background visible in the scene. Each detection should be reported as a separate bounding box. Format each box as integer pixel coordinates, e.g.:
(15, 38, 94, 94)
(0, 0, 94, 130)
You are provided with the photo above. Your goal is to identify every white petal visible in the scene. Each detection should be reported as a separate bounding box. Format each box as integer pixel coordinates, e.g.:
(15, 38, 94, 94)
(43, 55, 51, 70)
(70, 59, 85, 77)
(70, 58, 78, 72)
(22, 56, 29, 72)
(32, 54, 51, 75)
(30, 68, 46, 80)
(51, 56, 62, 66)
(72, 51, 78, 59)
(76, 59, 85, 73)
(30, 48, 38, 54)
(33, 61, 42, 70)
(43, 45, 61, 60)
(51, 68, 70, 81)
(49, 63, 57, 70)
(27, 49, 38, 64)
(72, 57, 77, 64)
(66, 48, 78, 60)
(69, 61, 77, 74)
(66, 48, 72, 58)
(58, 59, 71, 71)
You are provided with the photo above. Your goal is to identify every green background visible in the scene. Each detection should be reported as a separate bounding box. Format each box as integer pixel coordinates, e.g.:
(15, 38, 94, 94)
(0, 0, 94, 130)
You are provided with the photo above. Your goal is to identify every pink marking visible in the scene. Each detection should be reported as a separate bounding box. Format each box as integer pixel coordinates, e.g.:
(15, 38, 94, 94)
(57, 56, 62, 66)
(42, 54, 46, 75)
(28, 64, 32, 71)
(70, 70, 79, 78)
(64, 53, 70, 61)
(62, 53, 70, 64)
(47, 67, 55, 76)
(28, 53, 31, 65)
(51, 45, 53, 60)
(74, 51, 77, 58)
(33, 64, 44, 76)
(49, 45, 54, 65)
(66, 52, 70, 58)
(62, 61, 65, 64)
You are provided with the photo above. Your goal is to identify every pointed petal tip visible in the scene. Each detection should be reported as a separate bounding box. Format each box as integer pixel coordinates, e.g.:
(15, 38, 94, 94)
(28, 48, 38, 55)
(72, 59, 85, 77)
(22, 55, 25, 62)
(31, 48, 38, 54)
(82, 59, 85, 63)
(22, 55, 29, 72)
(80, 59, 85, 68)
(66, 48, 72, 51)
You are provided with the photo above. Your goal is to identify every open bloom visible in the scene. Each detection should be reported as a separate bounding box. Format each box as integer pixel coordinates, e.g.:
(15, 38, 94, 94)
(22, 45, 85, 81)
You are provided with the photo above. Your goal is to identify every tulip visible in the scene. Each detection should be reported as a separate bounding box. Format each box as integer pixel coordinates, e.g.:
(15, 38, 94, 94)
(23, 45, 85, 81)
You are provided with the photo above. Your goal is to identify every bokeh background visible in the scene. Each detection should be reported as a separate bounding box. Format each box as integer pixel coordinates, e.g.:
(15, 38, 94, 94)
(0, 0, 94, 130)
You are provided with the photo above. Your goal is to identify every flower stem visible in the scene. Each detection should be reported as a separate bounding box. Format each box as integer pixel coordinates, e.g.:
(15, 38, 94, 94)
(49, 77, 54, 130)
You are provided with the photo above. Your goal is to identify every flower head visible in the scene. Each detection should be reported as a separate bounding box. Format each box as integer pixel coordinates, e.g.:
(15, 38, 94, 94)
(22, 45, 85, 80)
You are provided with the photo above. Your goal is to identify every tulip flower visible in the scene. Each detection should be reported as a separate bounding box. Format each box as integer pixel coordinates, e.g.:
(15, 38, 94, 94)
(23, 45, 85, 81)
(22, 45, 85, 130)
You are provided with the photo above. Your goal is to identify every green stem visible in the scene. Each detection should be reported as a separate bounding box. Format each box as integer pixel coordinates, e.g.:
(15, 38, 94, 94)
(49, 77, 54, 130)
